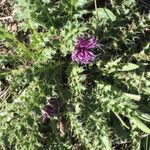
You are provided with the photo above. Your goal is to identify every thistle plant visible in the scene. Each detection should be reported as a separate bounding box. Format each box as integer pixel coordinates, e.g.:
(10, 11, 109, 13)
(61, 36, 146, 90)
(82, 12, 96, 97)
(0, 0, 150, 149)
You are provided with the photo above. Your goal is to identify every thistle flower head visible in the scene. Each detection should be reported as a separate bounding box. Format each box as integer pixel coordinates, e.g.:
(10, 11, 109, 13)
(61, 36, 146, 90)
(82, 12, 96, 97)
(42, 98, 57, 122)
(72, 36, 99, 64)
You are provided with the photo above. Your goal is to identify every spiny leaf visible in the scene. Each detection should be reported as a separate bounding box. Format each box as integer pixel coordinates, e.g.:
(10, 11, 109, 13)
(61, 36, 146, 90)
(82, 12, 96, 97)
(120, 63, 139, 71)
(124, 0, 136, 7)
(139, 113, 150, 122)
(124, 93, 141, 101)
(93, 8, 116, 21)
(131, 116, 150, 134)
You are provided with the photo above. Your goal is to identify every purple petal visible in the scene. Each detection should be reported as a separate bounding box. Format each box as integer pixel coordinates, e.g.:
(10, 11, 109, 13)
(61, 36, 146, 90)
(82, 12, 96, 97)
(72, 49, 95, 64)
(76, 36, 100, 50)
(42, 112, 50, 122)
(41, 98, 58, 122)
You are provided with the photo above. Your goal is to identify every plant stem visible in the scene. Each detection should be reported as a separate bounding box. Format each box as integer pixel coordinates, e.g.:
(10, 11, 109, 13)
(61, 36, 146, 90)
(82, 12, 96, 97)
(94, 0, 98, 19)
(113, 111, 130, 129)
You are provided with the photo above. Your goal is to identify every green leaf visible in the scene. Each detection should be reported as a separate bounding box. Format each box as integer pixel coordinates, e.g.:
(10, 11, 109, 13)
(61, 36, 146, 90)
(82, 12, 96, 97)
(93, 8, 116, 21)
(143, 88, 150, 95)
(120, 63, 139, 71)
(101, 135, 112, 150)
(131, 116, 150, 134)
(41, 0, 50, 3)
(124, 0, 135, 7)
(71, 0, 78, 6)
(124, 93, 141, 101)
(75, 0, 93, 7)
(139, 113, 150, 122)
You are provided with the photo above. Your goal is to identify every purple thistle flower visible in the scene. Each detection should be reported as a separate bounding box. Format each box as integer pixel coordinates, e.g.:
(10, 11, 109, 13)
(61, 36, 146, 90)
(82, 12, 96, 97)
(42, 98, 58, 122)
(72, 36, 100, 64)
